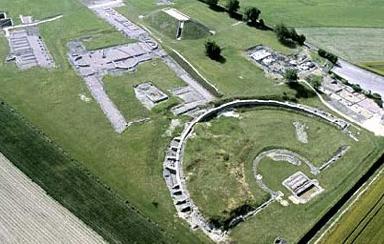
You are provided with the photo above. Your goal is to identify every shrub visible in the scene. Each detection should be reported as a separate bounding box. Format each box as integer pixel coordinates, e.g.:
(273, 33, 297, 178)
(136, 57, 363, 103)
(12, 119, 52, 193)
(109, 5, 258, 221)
(318, 49, 338, 64)
(284, 69, 298, 81)
(243, 7, 261, 24)
(275, 23, 306, 46)
(206, 0, 218, 6)
(226, 0, 240, 14)
(205, 40, 222, 60)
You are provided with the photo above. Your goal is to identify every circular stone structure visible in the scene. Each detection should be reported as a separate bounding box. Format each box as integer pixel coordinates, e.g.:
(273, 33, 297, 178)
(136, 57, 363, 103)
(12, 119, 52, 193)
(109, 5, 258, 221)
(162, 99, 353, 242)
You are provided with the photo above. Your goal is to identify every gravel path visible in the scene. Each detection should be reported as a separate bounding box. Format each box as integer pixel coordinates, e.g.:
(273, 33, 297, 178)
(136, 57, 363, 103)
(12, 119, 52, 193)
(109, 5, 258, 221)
(0, 153, 105, 244)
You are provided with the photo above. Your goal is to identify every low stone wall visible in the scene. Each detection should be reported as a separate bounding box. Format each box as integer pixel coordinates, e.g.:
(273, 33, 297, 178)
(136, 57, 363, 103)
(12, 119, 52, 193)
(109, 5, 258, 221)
(163, 99, 352, 242)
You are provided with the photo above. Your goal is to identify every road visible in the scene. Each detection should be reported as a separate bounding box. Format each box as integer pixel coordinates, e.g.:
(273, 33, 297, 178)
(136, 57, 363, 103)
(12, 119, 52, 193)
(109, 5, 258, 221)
(332, 60, 384, 98)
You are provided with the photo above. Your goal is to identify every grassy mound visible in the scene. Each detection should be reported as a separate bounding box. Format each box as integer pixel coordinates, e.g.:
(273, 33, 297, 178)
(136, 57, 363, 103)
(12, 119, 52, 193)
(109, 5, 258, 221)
(182, 20, 210, 39)
(146, 10, 210, 40)
(146, 11, 179, 39)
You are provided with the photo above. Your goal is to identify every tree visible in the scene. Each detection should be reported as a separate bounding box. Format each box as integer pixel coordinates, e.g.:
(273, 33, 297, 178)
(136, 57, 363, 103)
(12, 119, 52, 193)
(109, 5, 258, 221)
(275, 23, 306, 46)
(243, 7, 261, 24)
(206, 0, 218, 6)
(284, 69, 298, 81)
(297, 34, 306, 45)
(226, 0, 240, 14)
(205, 40, 222, 60)
(318, 49, 338, 64)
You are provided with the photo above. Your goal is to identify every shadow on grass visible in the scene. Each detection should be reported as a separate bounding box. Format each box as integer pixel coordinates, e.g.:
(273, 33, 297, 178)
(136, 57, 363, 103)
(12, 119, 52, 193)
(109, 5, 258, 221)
(287, 81, 316, 99)
(208, 4, 226, 12)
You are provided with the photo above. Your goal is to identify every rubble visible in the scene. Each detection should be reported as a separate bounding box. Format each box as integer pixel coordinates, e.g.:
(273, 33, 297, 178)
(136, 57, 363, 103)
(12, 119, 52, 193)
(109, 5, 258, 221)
(247, 45, 318, 79)
(319, 76, 384, 136)
(134, 82, 168, 109)
(163, 99, 352, 242)
(6, 27, 54, 69)
(283, 171, 323, 204)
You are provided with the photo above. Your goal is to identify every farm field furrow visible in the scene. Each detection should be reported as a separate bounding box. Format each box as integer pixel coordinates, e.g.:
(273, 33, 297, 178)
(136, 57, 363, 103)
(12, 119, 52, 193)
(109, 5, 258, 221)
(297, 27, 384, 63)
(0, 152, 105, 244)
(224, 0, 384, 28)
(319, 169, 384, 244)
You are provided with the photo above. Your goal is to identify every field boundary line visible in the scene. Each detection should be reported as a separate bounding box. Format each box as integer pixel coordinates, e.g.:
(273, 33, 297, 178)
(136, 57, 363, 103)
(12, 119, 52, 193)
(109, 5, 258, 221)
(313, 165, 384, 243)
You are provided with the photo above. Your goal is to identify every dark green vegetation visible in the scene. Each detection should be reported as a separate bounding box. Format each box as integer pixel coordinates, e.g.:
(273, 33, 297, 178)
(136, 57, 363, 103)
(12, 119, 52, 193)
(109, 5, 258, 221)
(0, 101, 169, 243)
(275, 23, 306, 47)
(184, 107, 384, 242)
(319, 171, 384, 244)
(205, 40, 222, 61)
(226, 0, 240, 15)
(318, 49, 338, 64)
(284, 69, 298, 81)
(243, 7, 261, 25)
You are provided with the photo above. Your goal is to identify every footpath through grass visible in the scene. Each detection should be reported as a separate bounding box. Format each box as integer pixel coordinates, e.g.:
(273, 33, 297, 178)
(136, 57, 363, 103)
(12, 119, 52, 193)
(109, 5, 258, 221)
(0, 101, 169, 243)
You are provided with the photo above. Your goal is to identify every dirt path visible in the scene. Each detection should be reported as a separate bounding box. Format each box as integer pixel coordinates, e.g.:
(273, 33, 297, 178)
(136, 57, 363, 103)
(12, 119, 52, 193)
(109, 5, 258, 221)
(0, 153, 105, 244)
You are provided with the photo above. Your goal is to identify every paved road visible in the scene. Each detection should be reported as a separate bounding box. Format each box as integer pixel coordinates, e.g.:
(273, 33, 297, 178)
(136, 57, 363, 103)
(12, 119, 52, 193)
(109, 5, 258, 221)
(332, 60, 384, 99)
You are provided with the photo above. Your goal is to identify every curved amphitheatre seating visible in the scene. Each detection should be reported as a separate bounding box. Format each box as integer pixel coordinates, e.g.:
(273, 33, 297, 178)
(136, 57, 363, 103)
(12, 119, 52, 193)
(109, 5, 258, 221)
(162, 99, 354, 242)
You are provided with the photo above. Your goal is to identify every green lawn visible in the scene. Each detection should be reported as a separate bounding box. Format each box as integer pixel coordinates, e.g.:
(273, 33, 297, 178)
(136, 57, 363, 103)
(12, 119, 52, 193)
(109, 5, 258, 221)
(258, 157, 313, 197)
(230, 0, 384, 28)
(183, 107, 384, 242)
(82, 30, 135, 50)
(103, 59, 185, 121)
(119, 0, 296, 98)
(319, 171, 384, 244)
(361, 62, 384, 76)
(0, 0, 207, 242)
(0, 100, 169, 243)
(297, 28, 384, 63)
(0, 0, 383, 243)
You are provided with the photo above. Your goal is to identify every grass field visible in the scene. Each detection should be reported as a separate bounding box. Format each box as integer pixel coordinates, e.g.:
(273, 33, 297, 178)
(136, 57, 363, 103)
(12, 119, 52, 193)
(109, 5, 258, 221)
(183, 107, 384, 242)
(319, 170, 384, 244)
(0, 0, 207, 242)
(120, 0, 297, 97)
(297, 28, 384, 63)
(258, 157, 312, 197)
(103, 59, 184, 121)
(361, 62, 384, 76)
(82, 30, 135, 50)
(224, 0, 384, 28)
(146, 10, 210, 40)
(0, 0, 383, 243)
(0, 101, 169, 243)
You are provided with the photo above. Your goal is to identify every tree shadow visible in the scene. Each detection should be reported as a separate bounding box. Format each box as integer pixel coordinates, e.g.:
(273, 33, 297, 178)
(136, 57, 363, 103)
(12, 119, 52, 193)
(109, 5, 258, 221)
(208, 4, 226, 12)
(287, 81, 316, 99)
(228, 12, 243, 21)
